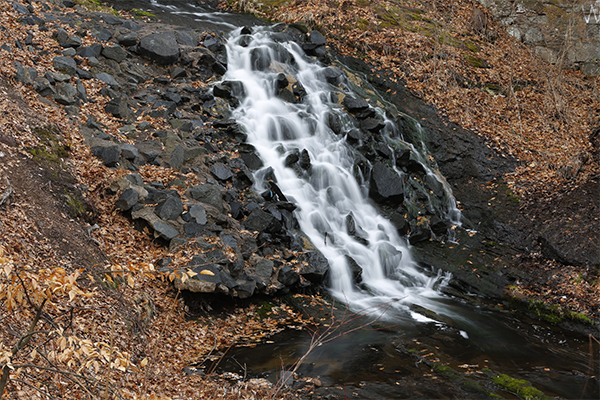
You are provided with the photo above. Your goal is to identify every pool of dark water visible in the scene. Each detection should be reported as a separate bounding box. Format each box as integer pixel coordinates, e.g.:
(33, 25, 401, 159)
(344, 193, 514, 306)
(212, 298, 597, 399)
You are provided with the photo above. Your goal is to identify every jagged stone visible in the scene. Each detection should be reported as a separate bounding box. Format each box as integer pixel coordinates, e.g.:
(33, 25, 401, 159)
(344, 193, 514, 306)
(187, 184, 223, 211)
(102, 45, 128, 62)
(153, 221, 180, 241)
(244, 208, 279, 233)
(116, 189, 138, 211)
(369, 162, 404, 205)
(52, 56, 76, 76)
(91, 141, 121, 167)
(297, 252, 330, 283)
(277, 265, 299, 286)
(154, 196, 183, 220)
(210, 164, 233, 181)
(138, 31, 180, 65)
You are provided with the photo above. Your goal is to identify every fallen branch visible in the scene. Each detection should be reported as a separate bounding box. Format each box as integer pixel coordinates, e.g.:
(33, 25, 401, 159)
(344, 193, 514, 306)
(0, 177, 13, 207)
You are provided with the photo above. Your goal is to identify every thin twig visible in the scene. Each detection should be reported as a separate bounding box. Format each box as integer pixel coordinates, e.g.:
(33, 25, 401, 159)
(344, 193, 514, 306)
(0, 177, 13, 207)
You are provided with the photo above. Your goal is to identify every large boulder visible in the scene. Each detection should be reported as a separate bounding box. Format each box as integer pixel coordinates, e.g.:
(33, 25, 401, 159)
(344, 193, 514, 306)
(186, 184, 223, 211)
(369, 161, 404, 205)
(138, 31, 180, 65)
(297, 252, 330, 283)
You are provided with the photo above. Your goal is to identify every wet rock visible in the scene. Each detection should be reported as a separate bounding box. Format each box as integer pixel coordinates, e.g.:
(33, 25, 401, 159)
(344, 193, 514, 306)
(297, 252, 330, 283)
(244, 208, 278, 233)
(361, 118, 385, 133)
(377, 242, 402, 275)
(138, 31, 180, 65)
(52, 56, 76, 76)
(299, 149, 311, 170)
(327, 112, 342, 135)
(346, 213, 369, 245)
(213, 84, 231, 99)
(369, 162, 404, 205)
(154, 196, 183, 220)
(409, 225, 431, 244)
(278, 265, 300, 286)
(345, 256, 363, 283)
(203, 35, 223, 53)
(239, 147, 263, 170)
(342, 96, 369, 114)
(250, 47, 270, 70)
(322, 66, 343, 84)
(430, 216, 450, 235)
(116, 188, 138, 211)
(210, 164, 233, 181)
(390, 210, 410, 236)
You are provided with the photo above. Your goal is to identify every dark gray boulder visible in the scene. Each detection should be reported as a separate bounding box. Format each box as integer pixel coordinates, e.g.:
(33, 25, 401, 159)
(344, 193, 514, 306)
(210, 164, 233, 181)
(52, 56, 76, 76)
(120, 143, 139, 160)
(117, 32, 139, 47)
(153, 221, 180, 241)
(91, 141, 121, 167)
(188, 204, 207, 225)
(254, 258, 274, 283)
(175, 29, 199, 47)
(369, 161, 404, 205)
(102, 45, 128, 62)
(116, 189, 138, 211)
(297, 252, 330, 283)
(95, 72, 119, 87)
(342, 96, 369, 113)
(138, 31, 180, 65)
(244, 208, 277, 233)
(154, 196, 183, 220)
(277, 265, 299, 286)
(187, 184, 223, 211)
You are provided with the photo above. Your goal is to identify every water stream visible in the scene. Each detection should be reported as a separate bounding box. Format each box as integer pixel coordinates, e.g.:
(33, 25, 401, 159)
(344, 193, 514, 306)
(104, 1, 598, 397)
(224, 27, 454, 319)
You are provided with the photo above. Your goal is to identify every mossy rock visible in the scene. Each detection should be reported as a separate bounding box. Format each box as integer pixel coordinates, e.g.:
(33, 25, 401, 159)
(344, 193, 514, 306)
(131, 8, 158, 18)
(465, 54, 491, 68)
(490, 373, 552, 400)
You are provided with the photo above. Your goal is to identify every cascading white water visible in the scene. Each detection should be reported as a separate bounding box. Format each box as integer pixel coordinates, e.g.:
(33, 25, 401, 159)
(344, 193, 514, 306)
(223, 27, 454, 317)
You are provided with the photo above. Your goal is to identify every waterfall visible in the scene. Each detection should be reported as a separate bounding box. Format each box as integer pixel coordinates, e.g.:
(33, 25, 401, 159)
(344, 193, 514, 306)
(223, 27, 455, 316)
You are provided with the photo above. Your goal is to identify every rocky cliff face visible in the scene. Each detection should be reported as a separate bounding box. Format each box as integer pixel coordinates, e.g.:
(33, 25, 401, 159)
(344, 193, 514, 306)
(477, 0, 600, 75)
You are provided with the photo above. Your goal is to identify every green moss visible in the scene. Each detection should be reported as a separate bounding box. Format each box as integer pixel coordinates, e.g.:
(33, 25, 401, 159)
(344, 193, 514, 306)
(491, 373, 550, 400)
(465, 54, 490, 68)
(356, 0, 370, 7)
(463, 40, 480, 52)
(131, 8, 158, 18)
(64, 192, 86, 218)
(74, 0, 118, 15)
(256, 301, 275, 319)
